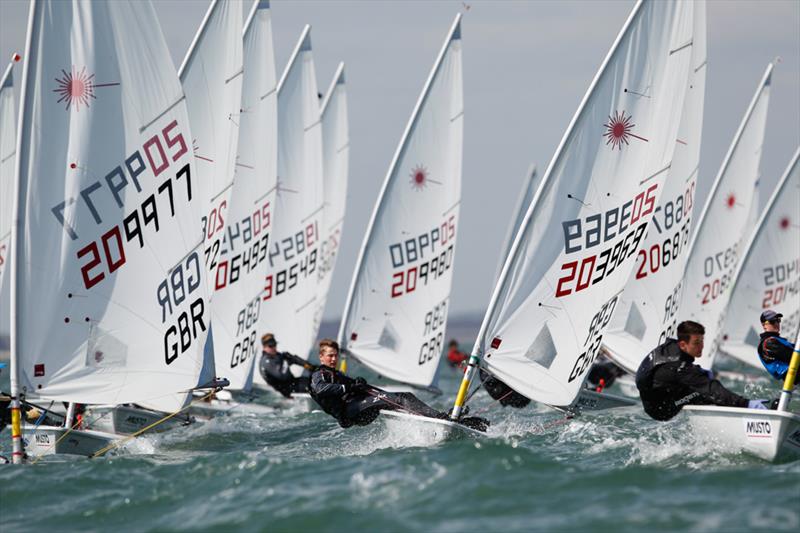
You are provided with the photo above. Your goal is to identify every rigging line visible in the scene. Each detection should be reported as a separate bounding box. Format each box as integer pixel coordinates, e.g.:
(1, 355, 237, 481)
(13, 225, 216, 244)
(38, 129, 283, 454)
(462, 367, 491, 405)
(469, 389, 514, 417)
(90, 389, 217, 459)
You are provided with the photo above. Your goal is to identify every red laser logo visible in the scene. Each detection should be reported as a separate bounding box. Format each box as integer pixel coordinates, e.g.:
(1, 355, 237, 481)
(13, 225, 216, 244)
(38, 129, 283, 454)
(53, 66, 119, 111)
(603, 111, 647, 150)
(410, 165, 428, 191)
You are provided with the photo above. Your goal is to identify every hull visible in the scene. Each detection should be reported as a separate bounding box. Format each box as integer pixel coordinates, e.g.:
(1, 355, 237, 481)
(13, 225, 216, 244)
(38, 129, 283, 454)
(23, 424, 116, 458)
(85, 405, 194, 435)
(684, 405, 800, 462)
(573, 389, 638, 412)
(289, 392, 316, 412)
(379, 410, 485, 444)
(187, 393, 274, 417)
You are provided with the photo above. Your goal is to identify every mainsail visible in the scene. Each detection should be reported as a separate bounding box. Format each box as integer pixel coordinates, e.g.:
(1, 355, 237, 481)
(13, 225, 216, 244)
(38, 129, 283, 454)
(178, 0, 244, 294)
(0, 56, 18, 341)
(601, 0, 707, 373)
(720, 148, 800, 368)
(256, 25, 323, 373)
(210, 0, 277, 391)
(337, 14, 463, 388)
(453, 0, 694, 412)
(11, 0, 209, 412)
(312, 63, 349, 342)
(679, 62, 773, 369)
(493, 164, 539, 284)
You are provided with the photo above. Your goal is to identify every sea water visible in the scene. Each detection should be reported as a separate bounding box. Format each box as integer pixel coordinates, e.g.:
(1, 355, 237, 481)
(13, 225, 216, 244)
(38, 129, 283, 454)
(1, 326, 798, 532)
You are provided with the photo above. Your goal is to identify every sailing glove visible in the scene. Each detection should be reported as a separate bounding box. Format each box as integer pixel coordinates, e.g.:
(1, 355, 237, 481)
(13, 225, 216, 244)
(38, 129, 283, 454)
(353, 377, 368, 390)
(747, 399, 768, 410)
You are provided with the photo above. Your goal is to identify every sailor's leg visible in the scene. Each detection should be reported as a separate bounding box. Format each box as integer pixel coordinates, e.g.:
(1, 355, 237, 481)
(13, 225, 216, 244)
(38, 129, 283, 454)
(384, 392, 445, 419)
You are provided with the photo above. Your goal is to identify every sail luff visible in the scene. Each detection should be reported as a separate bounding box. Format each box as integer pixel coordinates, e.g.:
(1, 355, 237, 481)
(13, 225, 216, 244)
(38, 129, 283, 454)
(320, 62, 345, 117)
(337, 13, 462, 354)
(9, 0, 38, 463)
(277, 25, 311, 94)
(177, 0, 220, 80)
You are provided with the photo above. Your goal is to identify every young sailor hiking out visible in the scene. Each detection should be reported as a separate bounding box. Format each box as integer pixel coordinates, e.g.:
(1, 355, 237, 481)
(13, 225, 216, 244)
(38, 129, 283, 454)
(757, 310, 795, 380)
(310, 339, 488, 430)
(258, 334, 316, 398)
(636, 321, 770, 421)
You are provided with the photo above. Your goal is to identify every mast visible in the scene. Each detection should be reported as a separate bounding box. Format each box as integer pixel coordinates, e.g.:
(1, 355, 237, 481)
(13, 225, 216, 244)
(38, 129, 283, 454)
(337, 14, 462, 378)
(9, 1, 37, 464)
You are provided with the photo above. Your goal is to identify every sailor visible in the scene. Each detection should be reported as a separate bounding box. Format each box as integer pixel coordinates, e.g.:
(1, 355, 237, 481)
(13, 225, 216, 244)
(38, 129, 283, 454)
(756, 310, 795, 380)
(586, 356, 626, 391)
(636, 321, 766, 421)
(258, 333, 316, 398)
(309, 338, 489, 431)
(446, 339, 468, 368)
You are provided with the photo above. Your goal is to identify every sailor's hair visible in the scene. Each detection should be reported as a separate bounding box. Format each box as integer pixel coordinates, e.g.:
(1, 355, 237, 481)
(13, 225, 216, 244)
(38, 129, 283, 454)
(677, 321, 705, 343)
(319, 338, 339, 352)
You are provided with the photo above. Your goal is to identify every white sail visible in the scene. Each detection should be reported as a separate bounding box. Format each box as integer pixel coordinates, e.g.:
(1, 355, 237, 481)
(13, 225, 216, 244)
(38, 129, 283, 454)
(178, 0, 244, 295)
(312, 63, 349, 341)
(601, 0, 707, 373)
(256, 25, 323, 370)
(11, 0, 209, 412)
(720, 148, 800, 368)
(473, 0, 694, 408)
(0, 56, 18, 341)
(337, 15, 463, 388)
(493, 164, 539, 284)
(680, 63, 773, 369)
(209, 0, 277, 391)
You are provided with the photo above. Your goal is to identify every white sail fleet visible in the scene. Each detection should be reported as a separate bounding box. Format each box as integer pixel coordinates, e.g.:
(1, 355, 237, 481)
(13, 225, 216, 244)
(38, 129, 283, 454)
(0, 0, 798, 464)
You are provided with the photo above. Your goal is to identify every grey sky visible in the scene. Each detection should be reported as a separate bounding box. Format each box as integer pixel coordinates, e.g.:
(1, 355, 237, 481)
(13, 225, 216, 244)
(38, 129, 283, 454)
(1, 0, 798, 323)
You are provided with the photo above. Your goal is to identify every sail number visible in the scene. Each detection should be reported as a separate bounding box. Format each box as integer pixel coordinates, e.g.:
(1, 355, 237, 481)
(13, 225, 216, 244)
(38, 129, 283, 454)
(635, 216, 691, 279)
(213, 201, 272, 291)
(262, 222, 320, 301)
(418, 299, 447, 365)
(390, 216, 456, 298)
(568, 295, 618, 382)
(157, 251, 207, 365)
(762, 258, 800, 308)
(230, 295, 261, 369)
(699, 244, 739, 305)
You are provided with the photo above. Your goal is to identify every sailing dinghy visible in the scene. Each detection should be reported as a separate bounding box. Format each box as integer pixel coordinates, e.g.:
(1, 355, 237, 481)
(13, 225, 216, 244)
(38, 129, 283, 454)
(718, 148, 799, 370)
(678, 62, 774, 371)
(87, 0, 245, 433)
(188, 0, 278, 418)
(9, 0, 213, 460)
(337, 13, 463, 423)
(251, 25, 324, 410)
(400, 0, 696, 439)
(601, 0, 707, 376)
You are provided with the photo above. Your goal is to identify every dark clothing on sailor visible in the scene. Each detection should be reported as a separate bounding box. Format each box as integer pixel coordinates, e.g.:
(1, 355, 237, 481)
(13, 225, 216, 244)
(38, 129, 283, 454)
(479, 369, 530, 408)
(757, 332, 794, 380)
(259, 351, 314, 398)
(636, 339, 748, 421)
(309, 366, 445, 428)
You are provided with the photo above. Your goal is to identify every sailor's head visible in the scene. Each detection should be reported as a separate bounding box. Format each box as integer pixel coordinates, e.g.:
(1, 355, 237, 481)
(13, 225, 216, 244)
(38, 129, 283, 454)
(318, 338, 339, 369)
(677, 321, 705, 358)
(262, 333, 278, 354)
(448, 339, 459, 349)
(760, 310, 782, 333)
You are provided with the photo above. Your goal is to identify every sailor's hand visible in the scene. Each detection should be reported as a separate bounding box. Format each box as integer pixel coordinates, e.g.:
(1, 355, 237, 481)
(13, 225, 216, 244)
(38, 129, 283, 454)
(354, 377, 368, 388)
(747, 399, 768, 410)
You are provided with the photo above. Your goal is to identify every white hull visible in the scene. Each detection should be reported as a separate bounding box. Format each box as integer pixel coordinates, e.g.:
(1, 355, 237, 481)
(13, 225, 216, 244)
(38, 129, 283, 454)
(23, 424, 117, 458)
(187, 395, 274, 417)
(289, 393, 316, 412)
(684, 405, 800, 462)
(379, 410, 485, 444)
(573, 389, 638, 412)
(85, 405, 194, 436)
(614, 374, 639, 398)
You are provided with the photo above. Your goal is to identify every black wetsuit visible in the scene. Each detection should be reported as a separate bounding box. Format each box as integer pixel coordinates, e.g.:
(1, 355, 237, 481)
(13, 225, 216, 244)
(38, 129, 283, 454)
(479, 369, 530, 408)
(587, 358, 626, 390)
(308, 366, 445, 428)
(259, 351, 315, 398)
(636, 339, 748, 421)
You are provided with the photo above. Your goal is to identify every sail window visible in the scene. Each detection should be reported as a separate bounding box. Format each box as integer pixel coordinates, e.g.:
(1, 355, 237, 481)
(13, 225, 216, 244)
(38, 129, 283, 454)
(524, 324, 557, 369)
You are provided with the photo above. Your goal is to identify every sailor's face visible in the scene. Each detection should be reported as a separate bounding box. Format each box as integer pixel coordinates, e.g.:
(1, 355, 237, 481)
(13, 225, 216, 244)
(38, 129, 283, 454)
(679, 334, 704, 358)
(319, 348, 339, 368)
(764, 319, 781, 333)
(263, 343, 277, 355)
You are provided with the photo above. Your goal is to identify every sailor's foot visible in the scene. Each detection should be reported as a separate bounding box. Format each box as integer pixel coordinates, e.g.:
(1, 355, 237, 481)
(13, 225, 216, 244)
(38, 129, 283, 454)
(459, 416, 490, 432)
